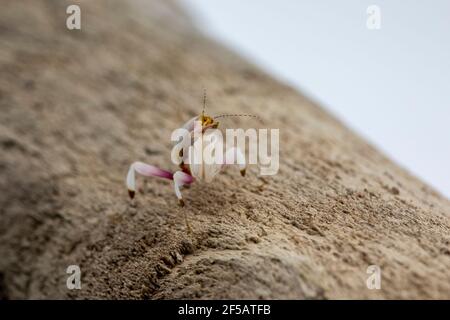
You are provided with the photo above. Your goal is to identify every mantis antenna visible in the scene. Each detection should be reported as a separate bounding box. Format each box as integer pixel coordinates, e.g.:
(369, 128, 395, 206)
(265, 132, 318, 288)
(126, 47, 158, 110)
(200, 88, 262, 123)
(202, 88, 207, 119)
(213, 113, 263, 123)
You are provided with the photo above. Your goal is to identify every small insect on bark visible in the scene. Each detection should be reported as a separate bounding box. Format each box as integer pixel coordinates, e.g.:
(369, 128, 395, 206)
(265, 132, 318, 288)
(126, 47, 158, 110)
(126, 91, 256, 207)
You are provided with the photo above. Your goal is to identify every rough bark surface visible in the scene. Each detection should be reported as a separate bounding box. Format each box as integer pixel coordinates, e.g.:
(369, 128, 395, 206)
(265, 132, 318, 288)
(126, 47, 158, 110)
(0, 0, 449, 299)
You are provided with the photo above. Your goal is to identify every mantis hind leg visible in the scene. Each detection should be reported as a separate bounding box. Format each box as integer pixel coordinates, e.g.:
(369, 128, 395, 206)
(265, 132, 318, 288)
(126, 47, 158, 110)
(173, 171, 195, 207)
(126, 161, 173, 198)
(126, 162, 195, 205)
(126, 162, 195, 232)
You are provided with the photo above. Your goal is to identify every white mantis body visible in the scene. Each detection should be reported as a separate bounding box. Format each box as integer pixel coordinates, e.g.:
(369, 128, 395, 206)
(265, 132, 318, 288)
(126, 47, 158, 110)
(126, 94, 248, 207)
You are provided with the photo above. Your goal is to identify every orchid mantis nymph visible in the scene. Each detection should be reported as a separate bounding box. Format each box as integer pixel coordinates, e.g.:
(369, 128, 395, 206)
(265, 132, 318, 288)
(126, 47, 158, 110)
(126, 96, 249, 207)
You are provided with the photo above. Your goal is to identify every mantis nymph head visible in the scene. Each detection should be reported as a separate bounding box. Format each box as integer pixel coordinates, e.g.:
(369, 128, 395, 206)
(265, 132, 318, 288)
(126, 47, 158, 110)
(200, 113, 219, 130)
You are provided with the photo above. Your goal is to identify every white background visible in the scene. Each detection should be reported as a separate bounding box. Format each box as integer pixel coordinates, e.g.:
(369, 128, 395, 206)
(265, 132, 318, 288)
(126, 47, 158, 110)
(181, 0, 450, 199)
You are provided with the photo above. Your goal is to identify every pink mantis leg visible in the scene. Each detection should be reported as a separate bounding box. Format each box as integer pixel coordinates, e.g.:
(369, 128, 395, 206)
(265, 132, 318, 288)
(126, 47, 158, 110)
(173, 171, 194, 207)
(126, 161, 194, 205)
